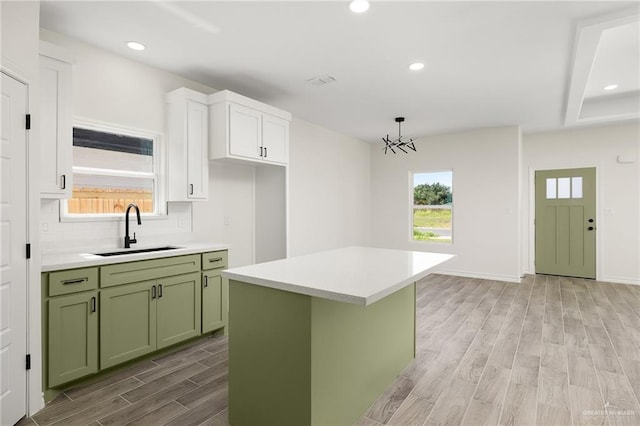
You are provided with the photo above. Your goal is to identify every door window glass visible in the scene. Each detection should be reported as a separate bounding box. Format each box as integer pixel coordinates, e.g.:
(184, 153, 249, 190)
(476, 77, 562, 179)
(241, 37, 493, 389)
(571, 177, 583, 198)
(557, 178, 571, 199)
(546, 178, 556, 199)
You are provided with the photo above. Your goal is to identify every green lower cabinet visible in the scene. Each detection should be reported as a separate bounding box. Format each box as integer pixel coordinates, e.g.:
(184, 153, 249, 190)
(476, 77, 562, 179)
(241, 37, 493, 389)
(48, 291, 98, 388)
(100, 273, 202, 368)
(43, 250, 227, 393)
(202, 270, 226, 333)
(100, 281, 157, 369)
(157, 272, 202, 349)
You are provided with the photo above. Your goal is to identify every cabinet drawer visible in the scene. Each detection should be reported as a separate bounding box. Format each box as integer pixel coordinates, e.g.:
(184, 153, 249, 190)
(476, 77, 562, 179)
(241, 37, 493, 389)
(202, 251, 228, 270)
(48, 267, 98, 296)
(100, 254, 201, 288)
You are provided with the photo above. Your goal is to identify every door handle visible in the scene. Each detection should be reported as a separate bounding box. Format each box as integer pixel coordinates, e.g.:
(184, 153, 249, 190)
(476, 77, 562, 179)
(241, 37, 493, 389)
(61, 174, 66, 190)
(90, 296, 96, 313)
(264, 147, 267, 158)
(158, 284, 163, 298)
(260, 146, 263, 157)
(151, 285, 156, 299)
(204, 275, 208, 288)
(190, 184, 194, 195)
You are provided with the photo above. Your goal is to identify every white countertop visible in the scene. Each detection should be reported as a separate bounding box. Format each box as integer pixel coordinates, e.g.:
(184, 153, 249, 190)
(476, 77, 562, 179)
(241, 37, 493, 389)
(222, 246, 455, 305)
(41, 241, 231, 272)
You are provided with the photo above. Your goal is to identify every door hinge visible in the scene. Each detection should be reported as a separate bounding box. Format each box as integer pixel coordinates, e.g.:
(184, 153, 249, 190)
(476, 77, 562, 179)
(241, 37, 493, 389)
(26, 114, 31, 130)
(26, 354, 31, 370)
(26, 243, 31, 259)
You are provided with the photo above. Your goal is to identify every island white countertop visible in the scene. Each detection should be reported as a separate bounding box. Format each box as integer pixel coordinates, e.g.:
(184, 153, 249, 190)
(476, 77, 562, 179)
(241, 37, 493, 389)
(223, 246, 455, 305)
(41, 241, 231, 272)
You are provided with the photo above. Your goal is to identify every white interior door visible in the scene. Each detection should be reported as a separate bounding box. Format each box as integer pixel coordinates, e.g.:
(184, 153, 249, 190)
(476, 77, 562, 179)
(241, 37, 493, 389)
(0, 71, 29, 425)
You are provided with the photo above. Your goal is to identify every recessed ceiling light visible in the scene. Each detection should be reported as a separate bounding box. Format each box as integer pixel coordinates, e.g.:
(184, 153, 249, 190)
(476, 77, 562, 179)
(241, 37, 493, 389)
(349, 0, 370, 13)
(603, 84, 618, 91)
(126, 41, 146, 51)
(409, 62, 425, 71)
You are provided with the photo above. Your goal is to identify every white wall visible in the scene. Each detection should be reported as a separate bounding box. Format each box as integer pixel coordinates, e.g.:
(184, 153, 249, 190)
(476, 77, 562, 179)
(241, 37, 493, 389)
(1, 0, 44, 415)
(522, 123, 640, 284)
(371, 126, 522, 282)
(40, 29, 214, 132)
(38, 30, 374, 266)
(192, 163, 255, 268)
(288, 119, 372, 256)
(37, 30, 217, 253)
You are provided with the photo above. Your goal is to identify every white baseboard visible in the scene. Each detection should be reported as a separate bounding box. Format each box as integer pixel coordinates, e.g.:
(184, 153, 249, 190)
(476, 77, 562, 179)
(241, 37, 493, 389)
(437, 269, 522, 284)
(514, 269, 639, 286)
(600, 275, 640, 286)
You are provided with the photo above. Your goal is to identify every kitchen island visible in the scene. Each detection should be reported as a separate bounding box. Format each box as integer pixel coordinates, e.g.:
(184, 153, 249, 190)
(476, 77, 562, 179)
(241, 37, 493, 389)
(222, 246, 454, 426)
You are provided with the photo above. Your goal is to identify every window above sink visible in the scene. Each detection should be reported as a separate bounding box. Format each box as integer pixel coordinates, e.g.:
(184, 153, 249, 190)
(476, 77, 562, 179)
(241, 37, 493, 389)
(60, 119, 166, 221)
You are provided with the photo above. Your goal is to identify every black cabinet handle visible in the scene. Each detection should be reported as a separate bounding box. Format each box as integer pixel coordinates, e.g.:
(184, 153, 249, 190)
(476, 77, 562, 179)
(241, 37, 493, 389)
(190, 184, 194, 195)
(90, 296, 96, 313)
(158, 284, 163, 298)
(588, 218, 594, 223)
(264, 147, 267, 158)
(61, 174, 66, 190)
(62, 277, 87, 285)
(151, 285, 156, 299)
(260, 146, 263, 157)
(588, 226, 594, 231)
(204, 275, 208, 288)
(209, 257, 223, 263)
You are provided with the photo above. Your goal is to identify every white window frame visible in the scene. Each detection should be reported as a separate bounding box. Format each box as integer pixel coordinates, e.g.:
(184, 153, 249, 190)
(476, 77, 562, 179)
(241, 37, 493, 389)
(410, 170, 454, 244)
(60, 119, 167, 222)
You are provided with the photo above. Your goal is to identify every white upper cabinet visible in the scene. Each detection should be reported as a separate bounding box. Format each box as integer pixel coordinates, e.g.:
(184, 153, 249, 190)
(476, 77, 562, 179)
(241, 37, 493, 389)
(228, 103, 262, 160)
(209, 90, 291, 166)
(166, 88, 208, 201)
(261, 113, 289, 165)
(40, 42, 73, 199)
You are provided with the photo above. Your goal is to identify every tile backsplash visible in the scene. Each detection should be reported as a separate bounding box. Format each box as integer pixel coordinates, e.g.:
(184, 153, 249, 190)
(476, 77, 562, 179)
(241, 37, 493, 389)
(40, 199, 195, 252)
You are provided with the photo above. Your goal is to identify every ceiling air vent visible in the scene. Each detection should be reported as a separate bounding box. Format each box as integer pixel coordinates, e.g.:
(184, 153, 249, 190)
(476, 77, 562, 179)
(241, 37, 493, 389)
(307, 74, 337, 86)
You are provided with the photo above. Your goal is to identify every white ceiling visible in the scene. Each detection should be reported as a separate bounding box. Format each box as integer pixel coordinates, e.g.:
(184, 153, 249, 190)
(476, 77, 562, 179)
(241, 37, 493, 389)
(39, 1, 640, 143)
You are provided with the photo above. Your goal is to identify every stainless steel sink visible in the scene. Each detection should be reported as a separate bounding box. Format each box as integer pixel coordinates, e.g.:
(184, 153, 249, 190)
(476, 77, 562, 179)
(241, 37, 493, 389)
(93, 246, 182, 257)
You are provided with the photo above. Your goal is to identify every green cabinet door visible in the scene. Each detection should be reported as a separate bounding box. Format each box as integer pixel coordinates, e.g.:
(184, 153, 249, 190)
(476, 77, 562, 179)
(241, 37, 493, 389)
(202, 271, 226, 333)
(157, 272, 202, 349)
(48, 291, 98, 387)
(100, 281, 157, 369)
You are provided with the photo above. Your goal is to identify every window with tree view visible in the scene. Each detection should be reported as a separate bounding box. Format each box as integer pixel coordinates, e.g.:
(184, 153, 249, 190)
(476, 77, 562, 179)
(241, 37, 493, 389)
(63, 124, 162, 217)
(412, 171, 453, 243)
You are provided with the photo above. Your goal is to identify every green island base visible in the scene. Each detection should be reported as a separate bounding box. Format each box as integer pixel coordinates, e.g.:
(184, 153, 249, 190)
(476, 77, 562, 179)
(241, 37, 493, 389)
(228, 280, 416, 425)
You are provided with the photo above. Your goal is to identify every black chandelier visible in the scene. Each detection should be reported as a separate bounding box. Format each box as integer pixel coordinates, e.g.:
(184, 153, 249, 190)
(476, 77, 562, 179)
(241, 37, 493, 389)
(382, 117, 416, 155)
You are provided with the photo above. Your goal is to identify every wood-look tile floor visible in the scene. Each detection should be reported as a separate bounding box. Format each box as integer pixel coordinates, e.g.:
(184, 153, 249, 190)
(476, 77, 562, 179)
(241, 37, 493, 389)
(20, 274, 640, 426)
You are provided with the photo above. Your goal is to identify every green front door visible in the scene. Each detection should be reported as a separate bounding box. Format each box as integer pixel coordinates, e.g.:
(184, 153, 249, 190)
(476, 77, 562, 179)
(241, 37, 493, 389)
(535, 167, 596, 278)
